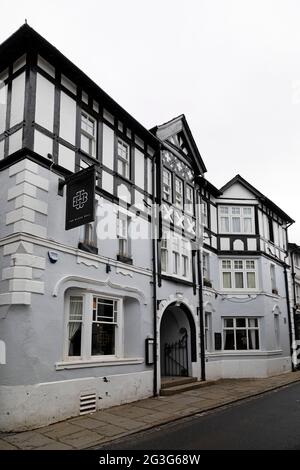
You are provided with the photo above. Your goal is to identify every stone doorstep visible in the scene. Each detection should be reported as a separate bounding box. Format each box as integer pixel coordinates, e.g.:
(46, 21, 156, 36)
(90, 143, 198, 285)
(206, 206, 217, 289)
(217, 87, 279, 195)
(160, 378, 218, 396)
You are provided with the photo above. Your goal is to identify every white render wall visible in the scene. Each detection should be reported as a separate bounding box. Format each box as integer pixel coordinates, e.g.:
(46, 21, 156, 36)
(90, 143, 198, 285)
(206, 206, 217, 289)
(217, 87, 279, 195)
(0, 371, 153, 432)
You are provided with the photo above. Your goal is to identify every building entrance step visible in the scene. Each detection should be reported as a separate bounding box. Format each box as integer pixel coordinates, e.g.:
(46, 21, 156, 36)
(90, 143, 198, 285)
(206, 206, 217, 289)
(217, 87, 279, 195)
(160, 377, 217, 396)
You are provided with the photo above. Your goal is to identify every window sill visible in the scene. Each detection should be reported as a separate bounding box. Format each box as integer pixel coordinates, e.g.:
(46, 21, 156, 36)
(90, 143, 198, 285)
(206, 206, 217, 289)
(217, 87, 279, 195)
(55, 357, 144, 370)
(206, 350, 283, 358)
(78, 242, 98, 254)
(117, 254, 133, 265)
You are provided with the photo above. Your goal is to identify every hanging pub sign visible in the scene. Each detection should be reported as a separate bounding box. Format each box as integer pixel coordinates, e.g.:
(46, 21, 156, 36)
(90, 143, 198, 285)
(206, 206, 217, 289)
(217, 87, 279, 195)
(65, 165, 96, 230)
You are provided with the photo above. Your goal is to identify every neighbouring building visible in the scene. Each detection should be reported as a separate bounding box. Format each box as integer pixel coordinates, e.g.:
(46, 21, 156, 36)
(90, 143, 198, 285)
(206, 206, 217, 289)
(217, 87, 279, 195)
(0, 24, 297, 432)
(288, 243, 300, 368)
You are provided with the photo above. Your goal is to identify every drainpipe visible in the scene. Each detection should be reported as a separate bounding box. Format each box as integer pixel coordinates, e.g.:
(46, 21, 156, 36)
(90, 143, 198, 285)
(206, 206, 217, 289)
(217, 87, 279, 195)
(151, 147, 160, 397)
(288, 246, 299, 370)
(196, 187, 206, 381)
(284, 224, 297, 371)
(197, 248, 206, 381)
(284, 263, 296, 371)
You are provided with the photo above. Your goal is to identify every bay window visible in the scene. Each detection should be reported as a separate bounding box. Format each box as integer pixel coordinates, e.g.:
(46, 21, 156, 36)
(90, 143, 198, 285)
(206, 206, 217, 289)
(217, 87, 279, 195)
(221, 259, 257, 290)
(223, 317, 260, 350)
(160, 233, 192, 280)
(219, 206, 254, 234)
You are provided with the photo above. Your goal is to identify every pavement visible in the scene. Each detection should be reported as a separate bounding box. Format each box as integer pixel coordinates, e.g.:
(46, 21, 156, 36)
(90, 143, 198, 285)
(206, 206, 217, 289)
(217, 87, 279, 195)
(1, 371, 300, 450)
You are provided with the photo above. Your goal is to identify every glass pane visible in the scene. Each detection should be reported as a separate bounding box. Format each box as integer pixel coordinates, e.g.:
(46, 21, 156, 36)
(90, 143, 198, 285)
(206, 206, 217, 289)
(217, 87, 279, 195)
(244, 218, 252, 233)
(246, 260, 255, 269)
(235, 272, 244, 288)
(236, 329, 247, 349)
(224, 318, 234, 328)
(248, 330, 259, 349)
(81, 134, 90, 154)
(243, 207, 252, 215)
(247, 272, 256, 289)
(96, 300, 114, 321)
(232, 217, 241, 232)
(68, 322, 82, 356)
(221, 217, 229, 232)
(236, 318, 246, 328)
(234, 260, 243, 269)
(224, 330, 235, 349)
(223, 272, 232, 288)
(92, 323, 115, 355)
(248, 318, 258, 328)
(70, 296, 83, 321)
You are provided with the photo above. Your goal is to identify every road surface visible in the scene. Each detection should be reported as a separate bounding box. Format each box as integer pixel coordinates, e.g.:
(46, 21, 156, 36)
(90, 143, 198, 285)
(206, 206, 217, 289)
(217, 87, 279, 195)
(100, 381, 300, 450)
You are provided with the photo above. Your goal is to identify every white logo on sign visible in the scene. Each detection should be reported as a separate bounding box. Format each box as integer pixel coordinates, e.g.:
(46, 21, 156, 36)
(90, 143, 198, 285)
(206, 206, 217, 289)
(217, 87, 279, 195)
(73, 189, 88, 210)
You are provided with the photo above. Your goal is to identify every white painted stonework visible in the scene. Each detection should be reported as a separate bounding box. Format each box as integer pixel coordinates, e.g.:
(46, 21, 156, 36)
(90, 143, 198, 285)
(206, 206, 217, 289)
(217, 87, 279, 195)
(0, 371, 153, 432)
(206, 355, 291, 380)
(0, 159, 47, 305)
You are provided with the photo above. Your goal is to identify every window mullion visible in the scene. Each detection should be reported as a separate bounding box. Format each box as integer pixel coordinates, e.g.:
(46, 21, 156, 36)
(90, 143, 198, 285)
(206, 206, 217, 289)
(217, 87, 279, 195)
(83, 293, 92, 360)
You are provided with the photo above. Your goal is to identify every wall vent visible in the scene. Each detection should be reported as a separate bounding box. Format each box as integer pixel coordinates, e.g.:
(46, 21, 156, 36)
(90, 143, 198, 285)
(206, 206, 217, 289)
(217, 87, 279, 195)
(80, 392, 97, 415)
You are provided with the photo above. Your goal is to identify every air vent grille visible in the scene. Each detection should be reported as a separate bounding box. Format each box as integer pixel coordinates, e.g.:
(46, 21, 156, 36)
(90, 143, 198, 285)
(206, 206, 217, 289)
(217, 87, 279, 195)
(80, 392, 97, 415)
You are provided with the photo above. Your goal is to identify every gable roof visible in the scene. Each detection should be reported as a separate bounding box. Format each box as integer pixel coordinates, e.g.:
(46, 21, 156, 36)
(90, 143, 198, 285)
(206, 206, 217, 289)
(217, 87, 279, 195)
(220, 175, 294, 223)
(150, 114, 207, 174)
(0, 24, 159, 149)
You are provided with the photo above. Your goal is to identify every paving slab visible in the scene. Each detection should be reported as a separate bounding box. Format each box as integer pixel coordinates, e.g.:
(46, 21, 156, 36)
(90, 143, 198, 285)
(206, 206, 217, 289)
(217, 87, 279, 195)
(1, 371, 300, 450)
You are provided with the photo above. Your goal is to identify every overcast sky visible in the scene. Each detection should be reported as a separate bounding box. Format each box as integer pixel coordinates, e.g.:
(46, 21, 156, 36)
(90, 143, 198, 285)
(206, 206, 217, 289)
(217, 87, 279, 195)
(1, 0, 300, 241)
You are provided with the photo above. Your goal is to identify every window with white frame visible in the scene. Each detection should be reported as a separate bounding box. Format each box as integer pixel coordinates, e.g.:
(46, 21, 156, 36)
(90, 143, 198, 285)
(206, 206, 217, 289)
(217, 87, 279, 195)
(81, 111, 96, 157)
(219, 206, 254, 234)
(68, 296, 83, 356)
(92, 297, 118, 355)
(161, 234, 192, 279)
(205, 312, 212, 351)
(161, 234, 168, 273)
(186, 185, 194, 214)
(221, 259, 257, 290)
(274, 313, 280, 349)
(202, 252, 210, 282)
(294, 253, 300, 268)
(66, 293, 121, 359)
(117, 212, 129, 258)
(163, 168, 172, 202)
(295, 283, 300, 305)
(175, 177, 183, 209)
(270, 264, 277, 293)
(172, 237, 180, 275)
(182, 239, 190, 277)
(117, 138, 130, 179)
(202, 201, 208, 227)
(223, 317, 260, 350)
(79, 222, 96, 246)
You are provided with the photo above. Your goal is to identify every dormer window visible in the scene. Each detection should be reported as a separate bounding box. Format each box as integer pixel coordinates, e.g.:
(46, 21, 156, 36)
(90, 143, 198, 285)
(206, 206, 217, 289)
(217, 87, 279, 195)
(175, 177, 183, 209)
(81, 111, 96, 158)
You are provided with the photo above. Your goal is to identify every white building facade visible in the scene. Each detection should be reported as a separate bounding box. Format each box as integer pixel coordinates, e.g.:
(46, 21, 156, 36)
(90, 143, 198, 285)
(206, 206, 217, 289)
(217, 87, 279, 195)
(0, 25, 296, 431)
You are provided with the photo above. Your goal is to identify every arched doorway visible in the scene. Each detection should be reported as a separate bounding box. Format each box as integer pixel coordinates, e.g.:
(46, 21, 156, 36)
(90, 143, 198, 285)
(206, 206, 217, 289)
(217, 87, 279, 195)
(160, 302, 196, 378)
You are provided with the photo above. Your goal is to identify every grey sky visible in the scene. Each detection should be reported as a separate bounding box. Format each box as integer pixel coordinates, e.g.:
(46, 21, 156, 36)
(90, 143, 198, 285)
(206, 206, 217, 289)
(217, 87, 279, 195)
(1, 0, 300, 241)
